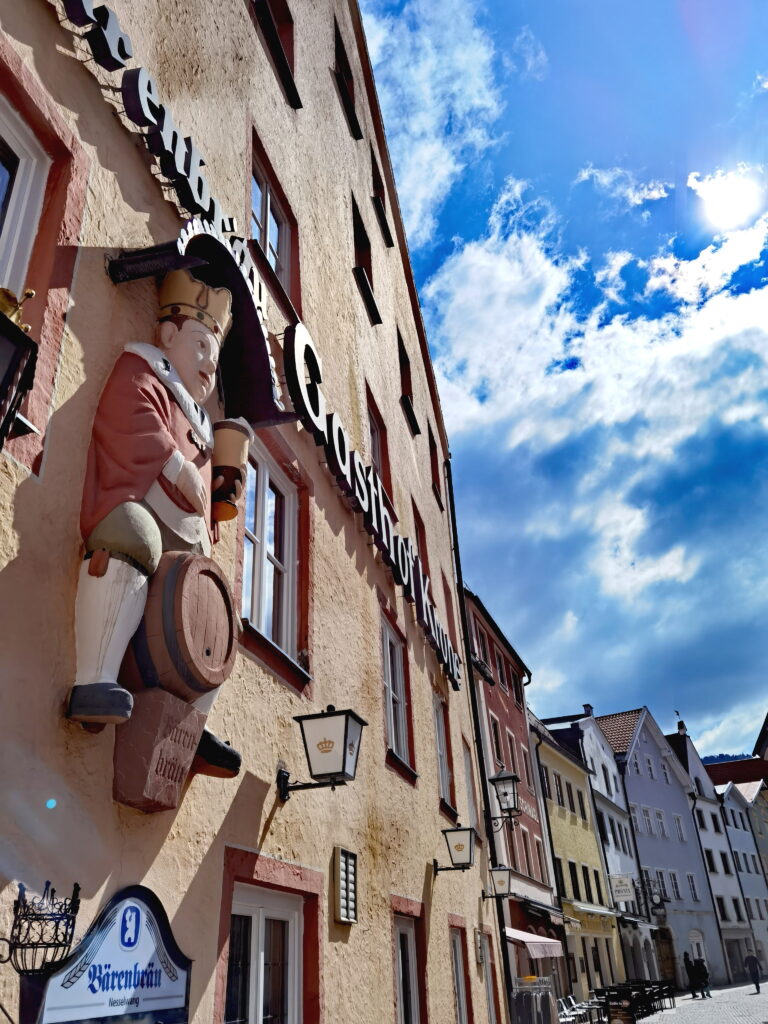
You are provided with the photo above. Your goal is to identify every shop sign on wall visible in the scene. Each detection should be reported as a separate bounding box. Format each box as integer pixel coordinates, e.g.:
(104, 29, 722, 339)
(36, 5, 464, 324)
(609, 874, 635, 903)
(285, 324, 462, 686)
(39, 886, 190, 1023)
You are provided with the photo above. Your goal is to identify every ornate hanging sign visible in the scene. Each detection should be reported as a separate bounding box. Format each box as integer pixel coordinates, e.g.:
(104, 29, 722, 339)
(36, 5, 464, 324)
(38, 885, 190, 1023)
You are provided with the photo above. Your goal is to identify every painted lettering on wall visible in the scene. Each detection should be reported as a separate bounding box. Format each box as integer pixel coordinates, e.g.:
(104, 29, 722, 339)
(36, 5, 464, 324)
(285, 324, 462, 686)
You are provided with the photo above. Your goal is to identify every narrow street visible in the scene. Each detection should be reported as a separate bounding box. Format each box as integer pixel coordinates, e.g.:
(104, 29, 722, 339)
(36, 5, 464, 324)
(644, 984, 768, 1024)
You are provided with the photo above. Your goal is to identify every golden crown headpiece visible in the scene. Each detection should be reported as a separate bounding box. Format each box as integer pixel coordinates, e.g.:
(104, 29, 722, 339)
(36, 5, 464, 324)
(158, 269, 232, 339)
(316, 738, 334, 754)
(0, 288, 35, 333)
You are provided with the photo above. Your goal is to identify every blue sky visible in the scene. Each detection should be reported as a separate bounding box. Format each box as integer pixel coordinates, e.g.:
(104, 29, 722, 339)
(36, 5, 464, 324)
(361, 0, 768, 755)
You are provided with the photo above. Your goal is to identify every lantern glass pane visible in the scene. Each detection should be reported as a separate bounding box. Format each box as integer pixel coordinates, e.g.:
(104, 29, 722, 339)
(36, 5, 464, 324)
(343, 714, 363, 779)
(301, 713, 346, 779)
(445, 827, 475, 868)
(491, 869, 511, 896)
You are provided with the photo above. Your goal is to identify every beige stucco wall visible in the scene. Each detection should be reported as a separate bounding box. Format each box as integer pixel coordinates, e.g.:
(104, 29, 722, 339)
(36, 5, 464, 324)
(0, 1, 503, 1021)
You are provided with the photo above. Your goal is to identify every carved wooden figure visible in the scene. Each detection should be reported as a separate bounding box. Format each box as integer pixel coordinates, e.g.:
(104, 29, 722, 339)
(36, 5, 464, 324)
(68, 270, 248, 790)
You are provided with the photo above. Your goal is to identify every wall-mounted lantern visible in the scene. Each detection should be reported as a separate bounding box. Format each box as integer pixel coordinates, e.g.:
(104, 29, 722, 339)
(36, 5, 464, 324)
(433, 823, 478, 874)
(488, 769, 522, 831)
(0, 289, 37, 452)
(482, 864, 514, 900)
(277, 705, 368, 801)
(0, 881, 80, 976)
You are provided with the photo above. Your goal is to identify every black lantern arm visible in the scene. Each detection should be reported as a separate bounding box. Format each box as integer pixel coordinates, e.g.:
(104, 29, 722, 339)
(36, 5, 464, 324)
(276, 768, 347, 802)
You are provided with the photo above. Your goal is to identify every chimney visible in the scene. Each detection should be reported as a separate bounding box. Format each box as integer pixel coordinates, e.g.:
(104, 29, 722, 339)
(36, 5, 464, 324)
(583, 703, 594, 717)
(677, 720, 687, 735)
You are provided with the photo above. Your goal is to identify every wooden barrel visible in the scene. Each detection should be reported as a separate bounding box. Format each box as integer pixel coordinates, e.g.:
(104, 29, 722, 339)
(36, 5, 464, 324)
(120, 551, 239, 702)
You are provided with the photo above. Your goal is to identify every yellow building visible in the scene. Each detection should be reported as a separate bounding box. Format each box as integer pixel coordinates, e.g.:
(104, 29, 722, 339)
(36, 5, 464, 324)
(529, 714, 626, 1000)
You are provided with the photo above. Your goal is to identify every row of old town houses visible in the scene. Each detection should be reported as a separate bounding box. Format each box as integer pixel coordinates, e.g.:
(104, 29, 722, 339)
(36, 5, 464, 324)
(0, 1, 765, 1023)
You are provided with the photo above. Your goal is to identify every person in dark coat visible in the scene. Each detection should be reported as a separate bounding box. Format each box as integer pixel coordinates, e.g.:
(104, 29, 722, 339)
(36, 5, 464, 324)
(683, 952, 699, 998)
(745, 952, 761, 993)
(693, 958, 711, 998)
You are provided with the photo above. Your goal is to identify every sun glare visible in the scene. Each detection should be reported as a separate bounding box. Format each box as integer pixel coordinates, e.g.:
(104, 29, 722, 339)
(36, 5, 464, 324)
(688, 168, 765, 232)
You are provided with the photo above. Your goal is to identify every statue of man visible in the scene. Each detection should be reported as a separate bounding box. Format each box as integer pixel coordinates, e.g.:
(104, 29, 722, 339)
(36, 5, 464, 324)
(68, 269, 241, 778)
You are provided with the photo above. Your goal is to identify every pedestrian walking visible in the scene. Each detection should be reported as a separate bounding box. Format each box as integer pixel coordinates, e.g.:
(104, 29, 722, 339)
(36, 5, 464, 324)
(683, 952, 699, 998)
(744, 952, 762, 993)
(693, 958, 711, 998)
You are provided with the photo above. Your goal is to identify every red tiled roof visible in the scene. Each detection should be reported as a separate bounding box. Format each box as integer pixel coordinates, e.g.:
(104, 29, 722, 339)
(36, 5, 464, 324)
(595, 709, 644, 754)
(705, 758, 768, 785)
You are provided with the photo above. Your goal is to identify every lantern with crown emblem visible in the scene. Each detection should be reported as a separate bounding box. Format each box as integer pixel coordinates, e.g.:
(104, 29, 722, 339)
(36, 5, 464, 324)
(276, 705, 368, 801)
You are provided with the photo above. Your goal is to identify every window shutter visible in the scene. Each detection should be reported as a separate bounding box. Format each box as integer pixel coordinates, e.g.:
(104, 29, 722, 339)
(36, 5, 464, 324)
(334, 847, 358, 924)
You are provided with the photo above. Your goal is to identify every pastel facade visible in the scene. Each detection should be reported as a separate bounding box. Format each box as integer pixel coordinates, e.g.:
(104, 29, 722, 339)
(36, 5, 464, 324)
(546, 709, 660, 982)
(597, 710, 728, 988)
(0, 3, 503, 1023)
(529, 714, 625, 1001)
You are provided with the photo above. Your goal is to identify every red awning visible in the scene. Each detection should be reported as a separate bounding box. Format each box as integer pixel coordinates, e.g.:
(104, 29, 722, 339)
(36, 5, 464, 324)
(505, 927, 563, 959)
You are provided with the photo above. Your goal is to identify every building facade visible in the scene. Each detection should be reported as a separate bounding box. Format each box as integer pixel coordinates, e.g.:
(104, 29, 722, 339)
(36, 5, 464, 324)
(529, 714, 625, 1001)
(0, 3, 503, 1023)
(596, 709, 728, 988)
(667, 723, 753, 983)
(464, 588, 567, 998)
(544, 708, 659, 982)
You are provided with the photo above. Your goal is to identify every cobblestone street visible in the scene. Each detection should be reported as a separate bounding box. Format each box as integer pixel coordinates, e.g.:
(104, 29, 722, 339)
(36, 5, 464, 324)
(643, 985, 768, 1024)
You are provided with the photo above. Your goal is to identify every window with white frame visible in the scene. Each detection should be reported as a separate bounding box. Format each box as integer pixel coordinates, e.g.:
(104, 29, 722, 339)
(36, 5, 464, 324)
(0, 95, 50, 296)
(633, 754, 642, 775)
(642, 808, 654, 835)
(669, 871, 682, 900)
(687, 873, 700, 901)
(522, 747, 533, 789)
(646, 756, 655, 779)
(480, 933, 497, 1024)
(495, 648, 507, 690)
(224, 884, 303, 1024)
(506, 730, 518, 773)
(241, 442, 297, 654)
(434, 694, 453, 806)
(656, 869, 668, 900)
(521, 828, 534, 877)
(674, 814, 686, 842)
(450, 928, 470, 1024)
(630, 805, 640, 831)
(490, 714, 504, 767)
(395, 916, 421, 1024)
(553, 771, 565, 807)
(251, 160, 290, 287)
(655, 810, 668, 838)
(382, 618, 410, 764)
(661, 761, 670, 784)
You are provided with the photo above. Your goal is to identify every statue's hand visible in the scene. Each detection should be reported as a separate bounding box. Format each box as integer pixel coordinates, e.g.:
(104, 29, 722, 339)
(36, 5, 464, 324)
(212, 472, 244, 504)
(177, 460, 208, 514)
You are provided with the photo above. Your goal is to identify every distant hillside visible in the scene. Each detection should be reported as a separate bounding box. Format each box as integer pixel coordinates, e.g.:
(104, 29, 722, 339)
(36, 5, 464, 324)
(702, 753, 751, 764)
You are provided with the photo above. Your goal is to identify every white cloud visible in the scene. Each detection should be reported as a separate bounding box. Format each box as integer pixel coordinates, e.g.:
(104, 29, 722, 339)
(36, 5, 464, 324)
(646, 213, 768, 303)
(575, 164, 673, 209)
(687, 163, 765, 232)
(692, 698, 768, 757)
(361, 0, 502, 249)
(426, 176, 768, 601)
(510, 27, 548, 81)
(595, 250, 633, 303)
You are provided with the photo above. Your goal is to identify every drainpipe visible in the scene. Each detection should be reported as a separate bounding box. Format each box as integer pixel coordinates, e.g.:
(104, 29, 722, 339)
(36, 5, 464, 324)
(718, 792, 759, 962)
(689, 789, 733, 984)
(445, 457, 516, 1024)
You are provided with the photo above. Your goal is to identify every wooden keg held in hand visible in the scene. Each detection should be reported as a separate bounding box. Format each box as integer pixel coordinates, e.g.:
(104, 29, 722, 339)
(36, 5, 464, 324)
(120, 551, 239, 701)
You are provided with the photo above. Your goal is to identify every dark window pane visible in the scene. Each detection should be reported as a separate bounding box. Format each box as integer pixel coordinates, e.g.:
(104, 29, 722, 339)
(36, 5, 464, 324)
(0, 135, 19, 238)
(399, 931, 414, 1024)
(262, 917, 289, 1024)
(224, 914, 251, 1024)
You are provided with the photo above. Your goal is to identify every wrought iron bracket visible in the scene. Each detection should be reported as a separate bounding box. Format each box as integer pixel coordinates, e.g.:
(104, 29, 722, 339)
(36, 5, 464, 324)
(433, 860, 471, 876)
(276, 768, 347, 803)
(0, 881, 80, 976)
(489, 811, 521, 833)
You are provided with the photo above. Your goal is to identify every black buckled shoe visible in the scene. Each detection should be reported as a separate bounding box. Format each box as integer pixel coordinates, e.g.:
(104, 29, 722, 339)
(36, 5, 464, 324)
(191, 728, 242, 779)
(68, 682, 134, 725)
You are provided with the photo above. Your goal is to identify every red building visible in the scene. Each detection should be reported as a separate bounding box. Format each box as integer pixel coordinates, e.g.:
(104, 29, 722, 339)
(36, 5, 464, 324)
(464, 587, 567, 991)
